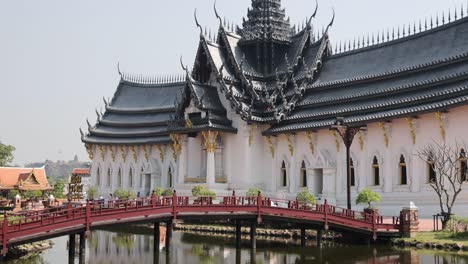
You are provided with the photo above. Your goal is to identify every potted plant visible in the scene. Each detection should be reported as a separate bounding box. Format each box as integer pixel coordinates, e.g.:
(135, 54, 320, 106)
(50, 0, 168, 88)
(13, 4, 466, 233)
(191, 186, 216, 204)
(296, 189, 316, 209)
(246, 188, 262, 197)
(87, 186, 98, 201)
(355, 188, 381, 215)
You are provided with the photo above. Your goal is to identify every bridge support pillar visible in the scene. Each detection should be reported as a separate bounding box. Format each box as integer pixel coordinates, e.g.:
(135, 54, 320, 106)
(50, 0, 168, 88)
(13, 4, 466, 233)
(235, 220, 242, 248)
(300, 226, 306, 247)
(316, 229, 323, 247)
(78, 232, 86, 262)
(68, 234, 76, 263)
(250, 222, 256, 250)
(165, 221, 172, 249)
(153, 222, 160, 253)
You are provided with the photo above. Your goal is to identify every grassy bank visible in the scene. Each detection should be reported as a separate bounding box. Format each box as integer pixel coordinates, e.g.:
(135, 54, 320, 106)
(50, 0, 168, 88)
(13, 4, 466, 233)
(394, 231, 468, 250)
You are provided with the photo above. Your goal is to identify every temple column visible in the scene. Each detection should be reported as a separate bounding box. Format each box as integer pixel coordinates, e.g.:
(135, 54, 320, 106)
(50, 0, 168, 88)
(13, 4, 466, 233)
(178, 135, 188, 184)
(203, 131, 218, 187)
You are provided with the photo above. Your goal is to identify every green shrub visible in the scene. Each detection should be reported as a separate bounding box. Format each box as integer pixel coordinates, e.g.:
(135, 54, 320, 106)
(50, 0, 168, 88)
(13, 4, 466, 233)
(246, 188, 262, 197)
(153, 187, 164, 196)
(446, 215, 468, 233)
(355, 188, 381, 209)
(191, 185, 216, 197)
(113, 189, 136, 199)
(8, 190, 20, 199)
(24, 190, 43, 199)
(87, 186, 98, 200)
(162, 188, 174, 196)
(296, 189, 316, 205)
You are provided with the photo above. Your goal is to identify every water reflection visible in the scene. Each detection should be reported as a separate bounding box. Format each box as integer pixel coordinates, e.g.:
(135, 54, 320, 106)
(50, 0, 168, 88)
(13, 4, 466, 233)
(3, 229, 468, 264)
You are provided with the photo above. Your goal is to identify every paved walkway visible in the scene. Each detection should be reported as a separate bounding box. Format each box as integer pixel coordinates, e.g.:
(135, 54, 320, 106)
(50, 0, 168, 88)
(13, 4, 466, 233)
(419, 218, 438, 232)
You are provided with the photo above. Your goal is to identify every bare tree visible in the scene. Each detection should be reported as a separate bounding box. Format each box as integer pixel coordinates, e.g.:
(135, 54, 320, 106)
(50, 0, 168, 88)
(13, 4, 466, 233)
(418, 141, 467, 229)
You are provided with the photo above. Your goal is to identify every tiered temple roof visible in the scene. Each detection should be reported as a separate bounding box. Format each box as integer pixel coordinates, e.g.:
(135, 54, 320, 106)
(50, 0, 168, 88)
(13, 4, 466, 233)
(82, 0, 468, 144)
(82, 77, 185, 145)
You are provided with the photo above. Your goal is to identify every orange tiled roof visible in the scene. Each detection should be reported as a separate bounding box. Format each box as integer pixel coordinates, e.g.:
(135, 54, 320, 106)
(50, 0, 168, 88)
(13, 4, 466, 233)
(0, 167, 52, 190)
(72, 168, 90, 175)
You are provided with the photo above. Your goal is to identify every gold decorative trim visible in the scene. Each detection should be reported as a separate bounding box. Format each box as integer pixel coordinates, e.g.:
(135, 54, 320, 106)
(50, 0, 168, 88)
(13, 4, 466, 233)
(170, 134, 182, 160)
(406, 117, 416, 145)
(378, 122, 389, 147)
(266, 136, 275, 158)
(120, 145, 126, 161)
(185, 118, 193, 128)
(109, 146, 116, 162)
(248, 125, 257, 147)
(358, 131, 364, 150)
(85, 144, 94, 160)
(287, 134, 294, 156)
(332, 131, 340, 152)
(143, 145, 150, 161)
(98, 145, 105, 160)
(202, 131, 219, 153)
(130, 145, 138, 162)
(305, 132, 315, 155)
(435, 112, 446, 141)
(157, 145, 165, 162)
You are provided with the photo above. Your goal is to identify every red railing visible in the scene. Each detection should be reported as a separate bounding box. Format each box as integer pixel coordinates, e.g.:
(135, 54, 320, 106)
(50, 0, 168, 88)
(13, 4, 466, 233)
(0, 192, 400, 254)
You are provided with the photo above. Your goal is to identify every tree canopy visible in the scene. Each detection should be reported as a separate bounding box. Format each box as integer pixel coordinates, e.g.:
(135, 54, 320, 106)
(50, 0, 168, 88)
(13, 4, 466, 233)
(0, 142, 15, 167)
(356, 188, 381, 209)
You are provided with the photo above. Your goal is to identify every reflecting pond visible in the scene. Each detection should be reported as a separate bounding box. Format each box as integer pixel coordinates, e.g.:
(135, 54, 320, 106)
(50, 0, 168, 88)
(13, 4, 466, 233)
(4, 228, 468, 264)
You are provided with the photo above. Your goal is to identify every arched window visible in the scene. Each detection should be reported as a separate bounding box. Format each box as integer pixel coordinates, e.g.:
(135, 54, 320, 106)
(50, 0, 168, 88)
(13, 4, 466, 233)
(281, 161, 287, 187)
(460, 149, 467, 182)
(350, 158, 356, 187)
(399, 155, 408, 185)
(372, 156, 380, 186)
(96, 167, 101, 186)
(300, 161, 307, 187)
(168, 167, 173, 188)
(129, 168, 134, 187)
(427, 155, 436, 183)
(107, 168, 111, 187)
(117, 168, 122, 187)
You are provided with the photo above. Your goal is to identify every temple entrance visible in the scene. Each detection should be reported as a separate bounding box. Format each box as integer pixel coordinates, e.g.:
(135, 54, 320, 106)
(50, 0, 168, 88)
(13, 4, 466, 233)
(310, 169, 323, 196)
(144, 174, 151, 196)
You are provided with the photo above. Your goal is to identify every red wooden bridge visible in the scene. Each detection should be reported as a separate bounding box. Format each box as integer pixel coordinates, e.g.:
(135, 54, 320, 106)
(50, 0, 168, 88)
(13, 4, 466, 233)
(0, 192, 402, 255)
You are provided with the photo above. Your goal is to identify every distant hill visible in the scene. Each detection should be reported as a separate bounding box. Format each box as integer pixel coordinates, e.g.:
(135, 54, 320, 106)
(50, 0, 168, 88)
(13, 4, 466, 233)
(25, 156, 90, 183)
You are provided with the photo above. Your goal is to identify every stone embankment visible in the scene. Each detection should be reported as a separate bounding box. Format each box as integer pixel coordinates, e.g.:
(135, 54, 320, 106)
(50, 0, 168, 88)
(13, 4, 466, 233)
(392, 239, 465, 252)
(8, 240, 54, 258)
(174, 224, 333, 240)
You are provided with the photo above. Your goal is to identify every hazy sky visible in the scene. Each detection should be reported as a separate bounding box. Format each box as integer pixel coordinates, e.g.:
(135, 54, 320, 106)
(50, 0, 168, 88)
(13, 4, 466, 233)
(0, 0, 466, 165)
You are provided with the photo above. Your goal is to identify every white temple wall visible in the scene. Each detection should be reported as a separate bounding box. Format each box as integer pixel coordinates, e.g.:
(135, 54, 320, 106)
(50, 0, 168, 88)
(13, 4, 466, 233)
(88, 105, 468, 216)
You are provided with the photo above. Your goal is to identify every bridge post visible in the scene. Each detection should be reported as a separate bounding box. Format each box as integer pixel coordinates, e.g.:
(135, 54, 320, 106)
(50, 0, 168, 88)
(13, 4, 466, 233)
(172, 190, 177, 224)
(68, 234, 76, 262)
(400, 202, 419, 238)
(316, 229, 323, 247)
(78, 232, 86, 261)
(85, 201, 91, 234)
(1, 213, 8, 257)
(324, 200, 329, 230)
(250, 221, 256, 250)
(165, 221, 172, 249)
(300, 226, 306, 247)
(153, 222, 160, 252)
(256, 191, 262, 224)
(235, 220, 242, 248)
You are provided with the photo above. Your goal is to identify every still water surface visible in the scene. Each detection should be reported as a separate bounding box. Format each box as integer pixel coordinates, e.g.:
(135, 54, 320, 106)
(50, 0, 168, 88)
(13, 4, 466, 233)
(4, 229, 468, 264)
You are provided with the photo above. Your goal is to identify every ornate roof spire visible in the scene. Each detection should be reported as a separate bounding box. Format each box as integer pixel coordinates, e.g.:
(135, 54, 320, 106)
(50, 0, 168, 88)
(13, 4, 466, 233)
(239, 0, 292, 44)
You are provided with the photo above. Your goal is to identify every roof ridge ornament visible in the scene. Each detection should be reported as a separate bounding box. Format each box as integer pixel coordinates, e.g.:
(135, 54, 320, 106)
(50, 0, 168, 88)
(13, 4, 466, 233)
(194, 9, 203, 36)
(214, 0, 223, 26)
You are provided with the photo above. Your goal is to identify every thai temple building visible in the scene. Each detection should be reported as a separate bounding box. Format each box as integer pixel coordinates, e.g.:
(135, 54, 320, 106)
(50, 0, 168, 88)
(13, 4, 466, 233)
(0, 167, 52, 197)
(81, 0, 468, 216)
